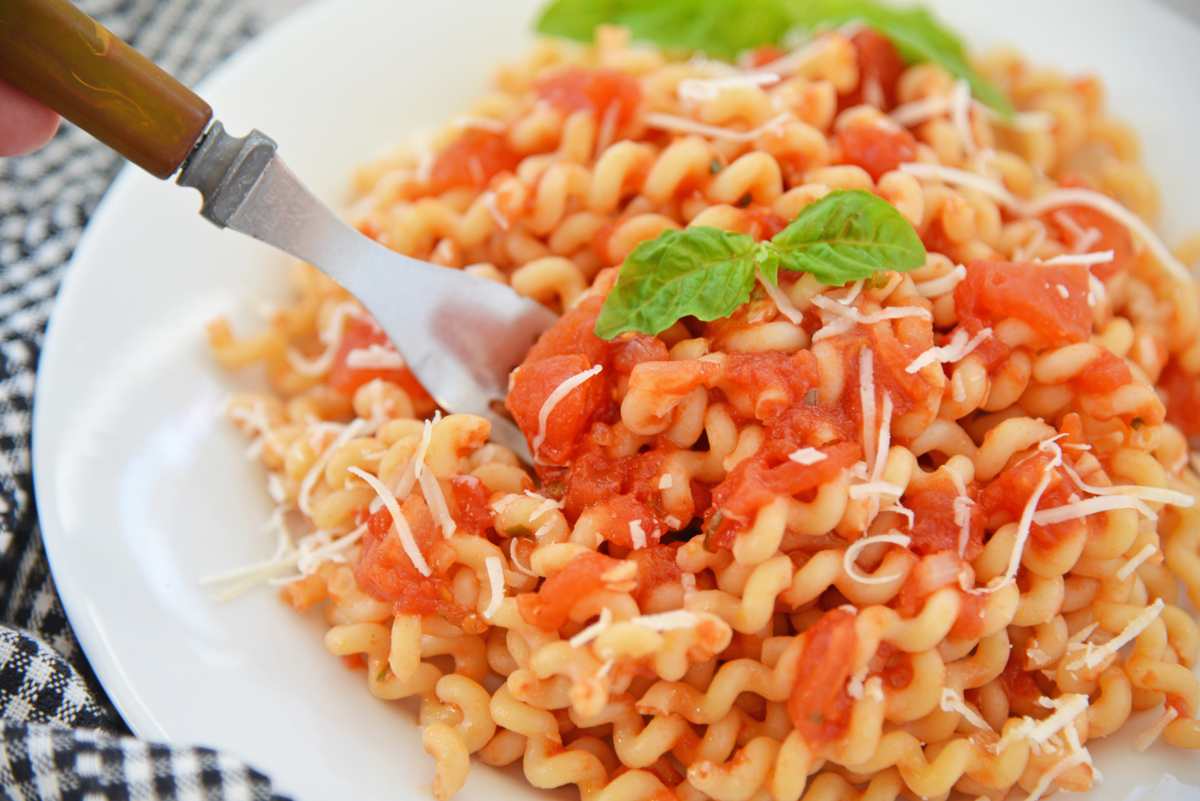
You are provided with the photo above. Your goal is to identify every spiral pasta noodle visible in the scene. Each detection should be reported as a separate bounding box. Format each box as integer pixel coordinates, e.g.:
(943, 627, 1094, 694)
(209, 21, 1200, 801)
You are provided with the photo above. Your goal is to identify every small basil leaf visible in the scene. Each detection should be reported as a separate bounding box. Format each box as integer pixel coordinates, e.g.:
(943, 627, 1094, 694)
(770, 189, 925, 285)
(536, 0, 794, 61)
(594, 227, 759, 338)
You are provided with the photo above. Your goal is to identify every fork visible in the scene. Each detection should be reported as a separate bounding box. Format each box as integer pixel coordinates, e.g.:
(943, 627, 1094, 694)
(0, 0, 557, 458)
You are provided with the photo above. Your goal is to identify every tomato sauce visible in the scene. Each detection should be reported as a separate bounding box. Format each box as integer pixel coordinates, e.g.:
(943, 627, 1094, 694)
(536, 66, 643, 127)
(705, 441, 860, 548)
(448, 475, 495, 536)
(516, 551, 624, 629)
(329, 314, 430, 401)
(428, 129, 520, 195)
(628, 544, 683, 607)
(904, 480, 984, 559)
(1070, 348, 1133, 395)
(355, 496, 461, 619)
(954, 259, 1092, 343)
(838, 29, 907, 111)
(978, 451, 1078, 547)
(834, 124, 917, 181)
(1157, 358, 1200, 437)
(787, 608, 857, 746)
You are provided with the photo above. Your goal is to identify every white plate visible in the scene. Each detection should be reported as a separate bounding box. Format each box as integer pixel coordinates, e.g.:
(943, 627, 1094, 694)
(31, 1, 1200, 799)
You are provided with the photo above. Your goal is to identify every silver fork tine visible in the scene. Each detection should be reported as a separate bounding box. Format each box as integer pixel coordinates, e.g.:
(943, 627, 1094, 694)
(178, 122, 556, 459)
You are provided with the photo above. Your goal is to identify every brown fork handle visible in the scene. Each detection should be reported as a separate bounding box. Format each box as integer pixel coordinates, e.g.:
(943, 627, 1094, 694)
(0, 0, 213, 179)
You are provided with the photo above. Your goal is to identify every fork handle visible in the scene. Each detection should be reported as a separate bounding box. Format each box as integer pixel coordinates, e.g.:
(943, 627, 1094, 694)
(0, 0, 212, 178)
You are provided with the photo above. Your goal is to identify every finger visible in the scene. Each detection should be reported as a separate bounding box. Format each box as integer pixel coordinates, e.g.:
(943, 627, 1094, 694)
(0, 76, 61, 157)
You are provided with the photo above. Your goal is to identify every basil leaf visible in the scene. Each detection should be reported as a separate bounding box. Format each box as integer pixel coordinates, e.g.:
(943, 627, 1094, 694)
(536, 0, 795, 61)
(771, 189, 925, 285)
(535, 0, 1013, 115)
(594, 227, 759, 338)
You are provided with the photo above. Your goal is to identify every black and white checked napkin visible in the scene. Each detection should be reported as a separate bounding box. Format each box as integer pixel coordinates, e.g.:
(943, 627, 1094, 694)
(0, 0, 291, 797)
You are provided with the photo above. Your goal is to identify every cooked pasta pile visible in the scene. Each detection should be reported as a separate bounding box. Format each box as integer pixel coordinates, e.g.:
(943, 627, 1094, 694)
(208, 22, 1200, 801)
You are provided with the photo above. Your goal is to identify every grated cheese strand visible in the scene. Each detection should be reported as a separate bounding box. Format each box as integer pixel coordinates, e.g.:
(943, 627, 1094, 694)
(756, 268, 805, 323)
(860, 349, 877, 471)
(643, 111, 791, 143)
(1032, 495, 1156, 526)
(299, 419, 371, 517)
(418, 468, 457, 539)
(913, 264, 967, 298)
(1116, 543, 1158, 581)
(569, 607, 614, 648)
(678, 73, 780, 102)
(1040, 250, 1115, 267)
(843, 532, 911, 585)
(483, 556, 505, 619)
(344, 343, 405, 370)
(1072, 597, 1165, 670)
(997, 441, 1062, 588)
(629, 520, 647, 550)
(788, 447, 827, 465)
(631, 610, 700, 632)
(349, 466, 430, 576)
(532, 365, 603, 465)
(1133, 706, 1179, 752)
(906, 326, 992, 374)
(940, 687, 992, 731)
(1061, 460, 1195, 508)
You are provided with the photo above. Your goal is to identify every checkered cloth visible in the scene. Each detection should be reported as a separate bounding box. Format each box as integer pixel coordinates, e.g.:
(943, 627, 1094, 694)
(0, 0, 290, 797)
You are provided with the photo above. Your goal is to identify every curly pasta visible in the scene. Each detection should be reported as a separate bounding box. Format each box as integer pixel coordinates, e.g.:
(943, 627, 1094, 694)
(209, 20, 1200, 801)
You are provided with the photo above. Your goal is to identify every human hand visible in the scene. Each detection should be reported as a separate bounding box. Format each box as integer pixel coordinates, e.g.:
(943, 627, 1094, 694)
(0, 77, 60, 157)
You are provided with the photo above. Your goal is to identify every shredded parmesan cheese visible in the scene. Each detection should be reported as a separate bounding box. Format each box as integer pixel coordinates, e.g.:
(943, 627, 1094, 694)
(453, 115, 507, 133)
(1041, 250, 1115, 267)
(658, 474, 674, 490)
(629, 520, 647, 550)
(811, 294, 933, 326)
(532, 365, 602, 465)
(843, 532, 911, 585)
(906, 326, 992, 373)
(1116, 543, 1158, 581)
(678, 73, 780, 102)
(756, 268, 806, 323)
(299, 419, 372, 516)
(644, 111, 791, 143)
(996, 440, 1062, 588)
(349, 466, 430, 576)
(860, 349, 877, 471)
(848, 480, 905, 499)
(569, 607, 614, 648)
(913, 264, 967, 298)
(940, 687, 992, 730)
(1032, 495, 1155, 526)
(483, 556, 505, 619)
(631, 610, 700, 632)
(1133, 706, 1180, 752)
(418, 468, 457, 539)
(344, 343, 405, 370)
(1069, 597, 1165, 670)
(788, 447, 827, 465)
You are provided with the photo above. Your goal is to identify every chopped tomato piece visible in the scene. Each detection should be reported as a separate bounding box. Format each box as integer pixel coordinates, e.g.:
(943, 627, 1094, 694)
(721, 350, 820, 424)
(428, 129, 520, 195)
(628, 544, 683, 607)
(329, 314, 429, 401)
(536, 66, 642, 126)
(448, 475, 495, 536)
(1070, 348, 1133, 395)
(507, 354, 607, 467)
(746, 44, 785, 69)
(584, 494, 664, 549)
(839, 28, 907, 111)
(1046, 205, 1135, 281)
(787, 608, 857, 747)
(834, 124, 917, 181)
(355, 496, 459, 618)
(904, 481, 984, 560)
(978, 451, 1077, 547)
(706, 441, 861, 549)
(999, 648, 1043, 717)
(1159, 358, 1200, 437)
(954, 260, 1092, 343)
(516, 551, 623, 629)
